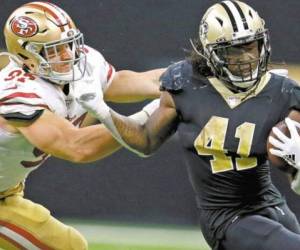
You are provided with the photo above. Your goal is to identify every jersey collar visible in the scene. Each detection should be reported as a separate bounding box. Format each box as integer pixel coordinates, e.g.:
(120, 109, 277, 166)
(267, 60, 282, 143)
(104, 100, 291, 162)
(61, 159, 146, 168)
(208, 72, 271, 109)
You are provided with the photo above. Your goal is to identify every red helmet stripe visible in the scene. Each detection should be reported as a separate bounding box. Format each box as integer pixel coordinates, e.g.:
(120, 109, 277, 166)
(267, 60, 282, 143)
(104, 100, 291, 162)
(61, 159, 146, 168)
(46, 2, 72, 29)
(24, 2, 68, 32)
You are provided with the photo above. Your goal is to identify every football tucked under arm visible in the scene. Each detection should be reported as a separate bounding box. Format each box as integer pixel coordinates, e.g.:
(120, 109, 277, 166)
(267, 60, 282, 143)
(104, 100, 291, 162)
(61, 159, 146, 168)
(268, 115, 300, 194)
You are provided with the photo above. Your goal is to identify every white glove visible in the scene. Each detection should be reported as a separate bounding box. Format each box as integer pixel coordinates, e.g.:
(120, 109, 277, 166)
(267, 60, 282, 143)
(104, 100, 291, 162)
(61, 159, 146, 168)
(73, 77, 110, 121)
(269, 118, 300, 169)
(73, 78, 125, 148)
(268, 117, 300, 194)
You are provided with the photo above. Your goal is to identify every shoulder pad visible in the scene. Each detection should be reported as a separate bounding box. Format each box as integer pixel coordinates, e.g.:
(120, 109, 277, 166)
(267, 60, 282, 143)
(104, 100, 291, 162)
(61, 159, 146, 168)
(84, 45, 115, 91)
(269, 69, 288, 77)
(280, 75, 298, 92)
(160, 61, 192, 92)
(268, 72, 297, 92)
(277, 76, 300, 111)
(84, 45, 105, 62)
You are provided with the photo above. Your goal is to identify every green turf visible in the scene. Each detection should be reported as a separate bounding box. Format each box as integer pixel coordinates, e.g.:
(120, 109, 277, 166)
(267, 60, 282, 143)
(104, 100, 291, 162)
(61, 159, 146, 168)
(64, 219, 210, 250)
(88, 243, 208, 250)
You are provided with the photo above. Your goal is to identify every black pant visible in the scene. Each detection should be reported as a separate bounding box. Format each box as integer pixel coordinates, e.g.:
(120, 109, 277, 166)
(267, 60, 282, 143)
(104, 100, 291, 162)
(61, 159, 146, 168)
(221, 203, 300, 250)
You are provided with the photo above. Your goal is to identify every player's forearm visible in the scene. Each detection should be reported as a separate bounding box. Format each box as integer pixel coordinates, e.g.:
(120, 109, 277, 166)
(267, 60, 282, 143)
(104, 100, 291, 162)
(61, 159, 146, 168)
(43, 124, 121, 163)
(107, 105, 177, 156)
(69, 124, 121, 162)
(64, 106, 159, 161)
(109, 110, 153, 155)
(104, 68, 165, 103)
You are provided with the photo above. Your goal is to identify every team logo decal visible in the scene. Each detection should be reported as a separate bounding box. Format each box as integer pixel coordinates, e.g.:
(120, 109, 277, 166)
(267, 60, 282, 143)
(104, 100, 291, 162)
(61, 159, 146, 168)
(11, 16, 38, 37)
(199, 21, 208, 40)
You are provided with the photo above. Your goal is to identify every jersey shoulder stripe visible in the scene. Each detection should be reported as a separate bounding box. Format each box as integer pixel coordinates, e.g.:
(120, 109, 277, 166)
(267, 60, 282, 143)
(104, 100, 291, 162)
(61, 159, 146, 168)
(0, 92, 41, 102)
(0, 90, 49, 116)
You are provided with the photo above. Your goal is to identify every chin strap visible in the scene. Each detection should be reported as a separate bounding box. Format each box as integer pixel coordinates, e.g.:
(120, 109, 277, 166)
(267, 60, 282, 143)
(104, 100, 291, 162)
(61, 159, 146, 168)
(189, 39, 209, 61)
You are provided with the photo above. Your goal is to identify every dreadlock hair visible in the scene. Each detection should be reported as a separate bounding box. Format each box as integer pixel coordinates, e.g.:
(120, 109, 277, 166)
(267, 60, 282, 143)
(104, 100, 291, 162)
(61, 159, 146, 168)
(186, 38, 213, 78)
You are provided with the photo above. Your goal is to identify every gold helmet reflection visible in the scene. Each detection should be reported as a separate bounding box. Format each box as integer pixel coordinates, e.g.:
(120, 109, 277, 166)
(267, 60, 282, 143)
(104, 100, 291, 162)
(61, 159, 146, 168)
(199, 1, 270, 90)
(4, 2, 86, 84)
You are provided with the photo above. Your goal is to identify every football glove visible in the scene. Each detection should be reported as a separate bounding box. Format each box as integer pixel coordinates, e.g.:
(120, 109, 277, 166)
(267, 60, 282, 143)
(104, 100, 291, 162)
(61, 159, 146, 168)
(269, 117, 300, 194)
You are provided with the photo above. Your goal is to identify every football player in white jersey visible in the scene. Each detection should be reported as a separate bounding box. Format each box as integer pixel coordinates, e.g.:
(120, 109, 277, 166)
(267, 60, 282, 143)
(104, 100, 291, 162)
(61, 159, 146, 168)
(0, 2, 163, 249)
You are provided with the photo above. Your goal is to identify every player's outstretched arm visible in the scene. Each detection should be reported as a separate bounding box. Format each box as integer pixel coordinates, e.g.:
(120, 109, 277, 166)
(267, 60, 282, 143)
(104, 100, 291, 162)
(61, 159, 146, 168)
(104, 68, 165, 103)
(9, 94, 157, 163)
(11, 109, 121, 163)
(78, 90, 179, 156)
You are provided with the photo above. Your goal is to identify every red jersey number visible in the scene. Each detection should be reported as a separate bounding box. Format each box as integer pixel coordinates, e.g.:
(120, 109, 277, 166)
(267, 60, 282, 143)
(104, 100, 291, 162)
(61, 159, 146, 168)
(4, 70, 36, 83)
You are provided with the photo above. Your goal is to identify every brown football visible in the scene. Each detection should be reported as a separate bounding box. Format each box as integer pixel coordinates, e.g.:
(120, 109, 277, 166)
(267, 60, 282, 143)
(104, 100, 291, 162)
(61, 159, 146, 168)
(267, 111, 300, 166)
(267, 120, 289, 166)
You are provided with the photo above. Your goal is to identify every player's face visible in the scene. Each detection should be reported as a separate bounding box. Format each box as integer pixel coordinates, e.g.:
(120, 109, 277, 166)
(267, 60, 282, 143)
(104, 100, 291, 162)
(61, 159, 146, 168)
(218, 41, 260, 78)
(44, 44, 73, 73)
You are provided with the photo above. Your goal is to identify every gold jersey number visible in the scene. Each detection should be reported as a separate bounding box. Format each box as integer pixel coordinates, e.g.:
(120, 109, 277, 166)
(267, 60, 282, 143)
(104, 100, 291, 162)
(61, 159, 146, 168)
(194, 116, 257, 173)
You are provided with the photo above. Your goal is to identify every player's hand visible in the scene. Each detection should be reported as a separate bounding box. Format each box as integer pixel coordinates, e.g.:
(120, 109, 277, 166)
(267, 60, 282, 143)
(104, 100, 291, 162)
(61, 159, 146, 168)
(73, 78, 110, 121)
(269, 118, 300, 169)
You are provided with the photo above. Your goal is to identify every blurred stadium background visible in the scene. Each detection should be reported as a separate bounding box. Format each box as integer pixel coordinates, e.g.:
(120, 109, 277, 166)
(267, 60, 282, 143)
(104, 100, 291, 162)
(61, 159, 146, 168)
(1, 0, 300, 249)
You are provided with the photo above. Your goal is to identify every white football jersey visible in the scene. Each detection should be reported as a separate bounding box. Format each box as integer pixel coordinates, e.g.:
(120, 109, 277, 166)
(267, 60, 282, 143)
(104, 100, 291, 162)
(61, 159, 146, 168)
(0, 45, 115, 191)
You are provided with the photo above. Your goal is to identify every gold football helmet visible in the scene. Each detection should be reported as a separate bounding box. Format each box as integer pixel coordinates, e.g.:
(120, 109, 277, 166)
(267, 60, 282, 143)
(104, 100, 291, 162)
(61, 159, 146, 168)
(198, 0, 270, 90)
(3, 2, 86, 84)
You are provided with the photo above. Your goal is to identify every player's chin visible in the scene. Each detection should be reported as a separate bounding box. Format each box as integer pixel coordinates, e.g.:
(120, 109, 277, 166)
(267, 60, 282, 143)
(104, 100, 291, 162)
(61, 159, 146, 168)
(233, 71, 252, 79)
(52, 64, 72, 73)
(58, 67, 72, 73)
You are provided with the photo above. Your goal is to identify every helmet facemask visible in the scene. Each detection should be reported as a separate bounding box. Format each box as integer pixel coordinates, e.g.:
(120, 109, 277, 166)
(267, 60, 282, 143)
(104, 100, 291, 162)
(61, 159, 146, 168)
(26, 30, 86, 85)
(207, 31, 270, 90)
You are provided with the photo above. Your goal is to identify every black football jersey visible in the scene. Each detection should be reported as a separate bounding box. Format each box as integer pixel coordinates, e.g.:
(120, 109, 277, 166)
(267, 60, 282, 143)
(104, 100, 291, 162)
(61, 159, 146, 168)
(160, 61, 300, 242)
(161, 60, 300, 208)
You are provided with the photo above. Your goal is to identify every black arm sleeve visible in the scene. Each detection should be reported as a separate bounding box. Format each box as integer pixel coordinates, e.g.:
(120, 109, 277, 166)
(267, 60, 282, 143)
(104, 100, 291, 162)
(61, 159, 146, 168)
(2, 109, 44, 122)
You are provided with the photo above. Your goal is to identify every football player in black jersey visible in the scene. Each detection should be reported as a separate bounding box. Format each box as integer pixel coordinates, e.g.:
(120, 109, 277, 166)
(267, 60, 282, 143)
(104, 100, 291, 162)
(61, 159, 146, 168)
(77, 1, 300, 249)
